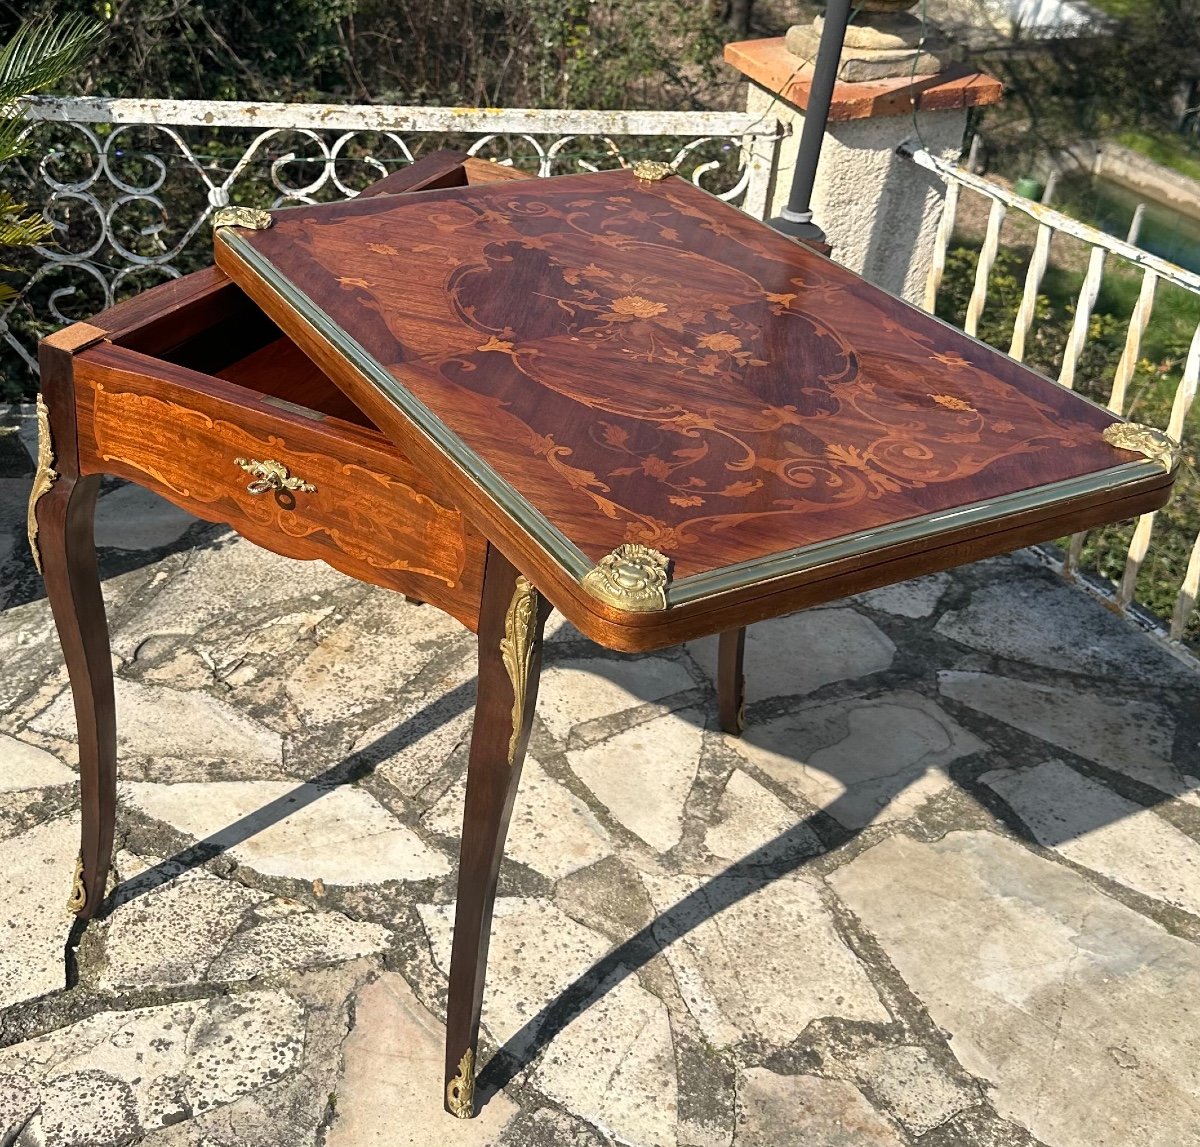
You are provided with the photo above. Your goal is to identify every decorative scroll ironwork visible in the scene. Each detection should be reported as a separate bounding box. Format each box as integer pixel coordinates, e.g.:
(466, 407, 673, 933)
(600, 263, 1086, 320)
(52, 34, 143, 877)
(904, 142, 1200, 643)
(26, 394, 58, 574)
(499, 575, 539, 765)
(445, 1047, 475, 1119)
(5, 99, 769, 378)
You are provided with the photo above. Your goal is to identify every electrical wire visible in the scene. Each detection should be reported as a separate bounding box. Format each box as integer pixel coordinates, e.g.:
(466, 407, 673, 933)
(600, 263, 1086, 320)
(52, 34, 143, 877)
(908, 0, 933, 155)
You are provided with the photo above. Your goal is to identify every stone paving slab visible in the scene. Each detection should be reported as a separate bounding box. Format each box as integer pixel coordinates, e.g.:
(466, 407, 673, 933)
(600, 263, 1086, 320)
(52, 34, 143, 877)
(981, 760, 1200, 917)
(730, 690, 984, 829)
(1, 456, 1200, 1147)
(0, 989, 306, 1141)
(0, 815, 78, 1010)
(830, 831, 1200, 1147)
(325, 973, 519, 1146)
(124, 779, 451, 884)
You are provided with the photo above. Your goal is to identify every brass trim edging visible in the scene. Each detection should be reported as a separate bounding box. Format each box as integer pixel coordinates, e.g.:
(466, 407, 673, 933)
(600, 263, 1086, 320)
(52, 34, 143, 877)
(214, 234, 1172, 617)
(1102, 422, 1180, 472)
(212, 206, 273, 230)
(500, 575, 539, 764)
(216, 230, 594, 582)
(446, 1048, 475, 1119)
(27, 394, 59, 575)
(664, 459, 1167, 606)
(581, 544, 670, 612)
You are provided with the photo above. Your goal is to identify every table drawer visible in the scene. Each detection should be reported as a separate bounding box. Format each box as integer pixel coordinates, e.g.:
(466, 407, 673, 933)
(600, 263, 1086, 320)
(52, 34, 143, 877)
(70, 275, 486, 630)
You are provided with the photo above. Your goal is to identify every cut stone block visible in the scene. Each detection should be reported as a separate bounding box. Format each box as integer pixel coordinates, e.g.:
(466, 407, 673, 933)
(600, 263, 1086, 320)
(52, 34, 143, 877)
(0, 597, 61, 713)
(284, 591, 465, 725)
(567, 709, 704, 853)
(31, 677, 283, 771)
(731, 692, 983, 828)
(211, 911, 393, 981)
(690, 608, 895, 704)
(124, 780, 450, 884)
(535, 970, 677, 1147)
(938, 671, 1194, 797)
(94, 482, 196, 551)
(0, 478, 27, 573)
(851, 1045, 976, 1137)
(353, 655, 476, 797)
(0, 990, 304, 1138)
(424, 757, 612, 880)
(110, 534, 354, 663)
(99, 864, 269, 989)
(854, 572, 950, 618)
(325, 973, 517, 1146)
(736, 1069, 906, 1146)
(830, 831, 1200, 1147)
(936, 577, 1192, 683)
(705, 768, 822, 863)
(419, 897, 611, 1052)
(0, 734, 75, 790)
(0, 815, 77, 1009)
(641, 870, 888, 1048)
(537, 656, 694, 742)
(982, 759, 1200, 917)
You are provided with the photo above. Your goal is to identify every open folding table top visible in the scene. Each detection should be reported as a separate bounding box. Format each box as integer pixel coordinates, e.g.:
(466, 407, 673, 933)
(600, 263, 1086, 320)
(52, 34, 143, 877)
(212, 168, 1175, 648)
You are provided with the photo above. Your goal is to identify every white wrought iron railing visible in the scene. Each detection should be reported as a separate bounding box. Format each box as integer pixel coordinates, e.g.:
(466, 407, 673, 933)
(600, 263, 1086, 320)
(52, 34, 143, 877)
(904, 142, 1200, 644)
(3, 96, 779, 375)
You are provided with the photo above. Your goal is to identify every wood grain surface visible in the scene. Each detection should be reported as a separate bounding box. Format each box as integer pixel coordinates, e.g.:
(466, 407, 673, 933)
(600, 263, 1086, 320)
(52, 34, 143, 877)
(217, 169, 1160, 594)
(72, 340, 486, 629)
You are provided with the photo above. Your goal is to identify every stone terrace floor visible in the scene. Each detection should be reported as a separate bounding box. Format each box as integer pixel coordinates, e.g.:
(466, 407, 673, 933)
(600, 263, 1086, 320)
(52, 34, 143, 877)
(1, 411, 1200, 1147)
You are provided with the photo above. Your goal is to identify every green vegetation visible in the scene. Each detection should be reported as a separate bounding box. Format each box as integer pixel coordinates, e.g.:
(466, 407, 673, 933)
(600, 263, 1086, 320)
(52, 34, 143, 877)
(1115, 130, 1200, 183)
(0, 1, 733, 110)
(1084, 0, 1142, 16)
(0, 16, 105, 304)
(974, 1, 1200, 174)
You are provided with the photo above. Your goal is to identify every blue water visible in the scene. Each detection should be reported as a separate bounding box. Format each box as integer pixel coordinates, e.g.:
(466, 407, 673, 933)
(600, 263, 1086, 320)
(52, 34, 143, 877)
(1062, 174, 1200, 273)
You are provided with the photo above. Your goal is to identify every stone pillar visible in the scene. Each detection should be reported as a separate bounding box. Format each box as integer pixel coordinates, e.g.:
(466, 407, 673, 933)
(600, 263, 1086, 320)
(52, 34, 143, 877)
(726, 38, 1003, 304)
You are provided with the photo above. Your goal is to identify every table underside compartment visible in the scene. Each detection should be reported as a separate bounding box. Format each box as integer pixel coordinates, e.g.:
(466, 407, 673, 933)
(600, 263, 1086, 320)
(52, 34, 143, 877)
(70, 273, 487, 631)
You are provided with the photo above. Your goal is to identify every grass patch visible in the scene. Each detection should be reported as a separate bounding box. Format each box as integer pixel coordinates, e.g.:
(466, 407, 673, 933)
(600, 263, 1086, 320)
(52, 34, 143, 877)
(1115, 129, 1200, 183)
(1083, 0, 1142, 17)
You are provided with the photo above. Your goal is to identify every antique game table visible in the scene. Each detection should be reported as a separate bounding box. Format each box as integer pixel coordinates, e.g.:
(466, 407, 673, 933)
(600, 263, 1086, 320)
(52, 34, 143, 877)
(30, 151, 1177, 1120)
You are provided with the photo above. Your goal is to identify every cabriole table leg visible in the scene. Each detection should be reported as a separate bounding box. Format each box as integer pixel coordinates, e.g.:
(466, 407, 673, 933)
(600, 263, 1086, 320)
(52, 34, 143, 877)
(32, 470, 116, 919)
(443, 544, 552, 1118)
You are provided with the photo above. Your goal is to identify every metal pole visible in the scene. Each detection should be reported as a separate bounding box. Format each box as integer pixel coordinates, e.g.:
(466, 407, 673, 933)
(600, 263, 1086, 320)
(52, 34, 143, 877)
(770, 0, 854, 243)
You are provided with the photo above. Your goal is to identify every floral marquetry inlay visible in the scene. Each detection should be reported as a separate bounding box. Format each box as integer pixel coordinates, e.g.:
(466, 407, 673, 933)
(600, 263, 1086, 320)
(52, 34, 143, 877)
(223, 169, 1132, 585)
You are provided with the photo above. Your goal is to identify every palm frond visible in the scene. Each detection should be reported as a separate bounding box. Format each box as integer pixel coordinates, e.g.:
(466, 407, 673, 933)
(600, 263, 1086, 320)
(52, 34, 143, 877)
(0, 192, 53, 249)
(0, 15, 106, 107)
(0, 115, 28, 166)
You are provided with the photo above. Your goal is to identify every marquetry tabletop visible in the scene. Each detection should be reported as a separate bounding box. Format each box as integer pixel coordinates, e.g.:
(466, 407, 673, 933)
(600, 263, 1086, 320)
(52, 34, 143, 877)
(212, 169, 1172, 645)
